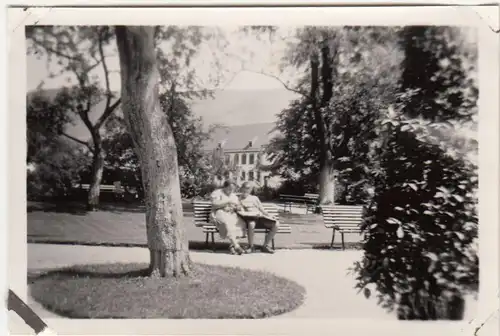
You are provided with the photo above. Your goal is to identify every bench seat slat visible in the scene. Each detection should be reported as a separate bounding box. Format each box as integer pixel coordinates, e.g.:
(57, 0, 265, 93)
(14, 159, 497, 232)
(324, 224, 363, 229)
(323, 215, 363, 219)
(324, 220, 363, 225)
(322, 210, 363, 214)
(202, 226, 292, 233)
(324, 221, 363, 225)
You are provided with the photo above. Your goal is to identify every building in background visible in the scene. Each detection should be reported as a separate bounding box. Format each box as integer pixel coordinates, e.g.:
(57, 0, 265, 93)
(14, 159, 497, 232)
(203, 122, 282, 188)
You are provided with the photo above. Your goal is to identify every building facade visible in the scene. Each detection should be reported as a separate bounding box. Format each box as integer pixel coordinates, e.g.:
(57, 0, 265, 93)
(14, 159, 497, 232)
(204, 123, 282, 188)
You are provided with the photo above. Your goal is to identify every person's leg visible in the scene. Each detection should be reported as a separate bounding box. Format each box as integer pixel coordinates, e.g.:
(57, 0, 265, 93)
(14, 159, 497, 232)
(215, 211, 243, 255)
(262, 219, 279, 253)
(246, 220, 256, 252)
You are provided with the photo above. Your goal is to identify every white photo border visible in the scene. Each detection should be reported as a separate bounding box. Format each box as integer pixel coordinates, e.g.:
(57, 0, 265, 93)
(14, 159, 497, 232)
(6, 4, 499, 336)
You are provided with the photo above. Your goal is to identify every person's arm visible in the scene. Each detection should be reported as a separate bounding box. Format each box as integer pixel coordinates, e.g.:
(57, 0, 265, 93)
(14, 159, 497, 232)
(230, 195, 243, 212)
(255, 197, 272, 217)
(211, 190, 230, 210)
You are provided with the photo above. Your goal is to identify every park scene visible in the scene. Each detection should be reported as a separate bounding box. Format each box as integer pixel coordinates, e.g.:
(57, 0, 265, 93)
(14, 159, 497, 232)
(26, 25, 478, 320)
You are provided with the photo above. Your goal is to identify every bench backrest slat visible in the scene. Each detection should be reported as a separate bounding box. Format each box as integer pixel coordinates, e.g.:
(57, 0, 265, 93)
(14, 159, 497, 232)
(322, 204, 364, 230)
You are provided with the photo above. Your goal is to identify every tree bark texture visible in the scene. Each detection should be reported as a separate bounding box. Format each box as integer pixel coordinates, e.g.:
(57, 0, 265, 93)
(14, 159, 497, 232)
(311, 52, 335, 205)
(115, 26, 191, 277)
(87, 138, 104, 211)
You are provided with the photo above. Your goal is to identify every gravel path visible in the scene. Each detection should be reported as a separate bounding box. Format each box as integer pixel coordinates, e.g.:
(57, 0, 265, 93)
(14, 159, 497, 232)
(27, 244, 477, 320)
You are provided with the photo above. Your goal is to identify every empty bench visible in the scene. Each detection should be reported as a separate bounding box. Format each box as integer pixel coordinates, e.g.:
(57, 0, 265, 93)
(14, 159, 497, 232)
(321, 204, 364, 250)
(193, 200, 292, 250)
(280, 194, 319, 213)
(304, 193, 319, 213)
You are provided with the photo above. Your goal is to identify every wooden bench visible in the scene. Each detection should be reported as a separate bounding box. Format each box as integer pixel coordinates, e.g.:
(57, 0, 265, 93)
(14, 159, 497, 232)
(193, 200, 291, 250)
(321, 204, 365, 250)
(279, 194, 318, 213)
(304, 193, 319, 213)
(74, 183, 124, 193)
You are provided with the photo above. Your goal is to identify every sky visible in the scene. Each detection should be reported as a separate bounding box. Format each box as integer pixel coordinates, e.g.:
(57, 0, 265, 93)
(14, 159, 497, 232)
(26, 26, 478, 131)
(27, 27, 298, 93)
(27, 27, 302, 127)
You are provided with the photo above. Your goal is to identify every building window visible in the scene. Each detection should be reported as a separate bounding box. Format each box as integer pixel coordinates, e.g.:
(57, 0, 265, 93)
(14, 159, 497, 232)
(241, 171, 246, 181)
(225, 154, 230, 165)
(257, 171, 261, 182)
(249, 153, 255, 165)
(241, 153, 247, 165)
(249, 171, 254, 181)
(234, 153, 239, 164)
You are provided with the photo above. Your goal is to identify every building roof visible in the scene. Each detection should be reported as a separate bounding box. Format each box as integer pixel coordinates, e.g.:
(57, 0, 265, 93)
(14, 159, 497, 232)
(203, 122, 277, 151)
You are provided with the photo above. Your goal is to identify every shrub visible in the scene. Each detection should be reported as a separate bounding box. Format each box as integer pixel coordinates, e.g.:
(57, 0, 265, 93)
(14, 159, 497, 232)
(275, 179, 317, 196)
(354, 114, 478, 320)
(27, 139, 91, 201)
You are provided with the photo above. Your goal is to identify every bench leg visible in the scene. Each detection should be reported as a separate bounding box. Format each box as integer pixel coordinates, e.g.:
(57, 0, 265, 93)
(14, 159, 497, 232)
(341, 232, 345, 250)
(330, 229, 336, 249)
(205, 233, 209, 248)
(272, 238, 275, 250)
(211, 232, 216, 252)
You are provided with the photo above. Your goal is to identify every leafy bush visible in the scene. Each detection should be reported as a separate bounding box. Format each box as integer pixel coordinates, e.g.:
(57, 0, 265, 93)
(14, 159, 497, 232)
(252, 186, 279, 202)
(353, 112, 478, 320)
(275, 178, 318, 196)
(27, 139, 91, 201)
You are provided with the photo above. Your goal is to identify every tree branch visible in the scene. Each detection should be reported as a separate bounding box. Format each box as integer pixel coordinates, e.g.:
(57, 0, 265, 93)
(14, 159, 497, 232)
(97, 28, 113, 113)
(243, 69, 309, 97)
(96, 98, 121, 130)
(29, 36, 79, 62)
(61, 132, 94, 153)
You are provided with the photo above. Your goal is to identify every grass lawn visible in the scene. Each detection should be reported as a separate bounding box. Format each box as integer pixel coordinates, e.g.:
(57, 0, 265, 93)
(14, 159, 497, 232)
(30, 262, 306, 319)
(28, 201, 364, 250)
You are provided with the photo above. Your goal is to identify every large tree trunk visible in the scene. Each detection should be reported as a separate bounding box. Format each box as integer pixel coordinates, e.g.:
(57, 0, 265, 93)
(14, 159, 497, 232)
(318, 157, 335, 204)
(87, 138, 104, 211)
(319, 40, 336, 204)
(115, 26, 191, 277)
(311, 51, 335, 205)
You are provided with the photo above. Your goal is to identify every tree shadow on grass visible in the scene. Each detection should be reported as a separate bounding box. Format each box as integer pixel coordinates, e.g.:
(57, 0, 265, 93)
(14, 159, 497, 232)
(28, 201, 193, 215)
(28, 203, 89, 216)
(28, 264, 151, 284)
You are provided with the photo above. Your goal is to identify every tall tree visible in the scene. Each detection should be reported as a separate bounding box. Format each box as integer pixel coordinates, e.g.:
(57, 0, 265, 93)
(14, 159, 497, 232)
(26, 26, 121, 210)
(115, 26, 191, 277)
(264, 26, 401, 204)
(102, 91, 222, 199)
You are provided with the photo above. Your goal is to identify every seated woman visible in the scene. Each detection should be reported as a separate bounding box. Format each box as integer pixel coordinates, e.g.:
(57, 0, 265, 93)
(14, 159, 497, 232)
(238, 182, 279, 254)
(210, 180, 247, 255)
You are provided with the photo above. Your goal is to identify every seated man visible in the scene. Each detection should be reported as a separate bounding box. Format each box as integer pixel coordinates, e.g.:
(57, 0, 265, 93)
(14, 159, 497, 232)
(238, 182, 279, 254)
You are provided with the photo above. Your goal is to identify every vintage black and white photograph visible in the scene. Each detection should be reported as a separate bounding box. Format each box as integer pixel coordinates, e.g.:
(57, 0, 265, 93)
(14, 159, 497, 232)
(8, 4, 499, 336)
